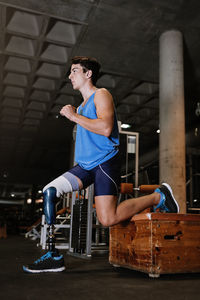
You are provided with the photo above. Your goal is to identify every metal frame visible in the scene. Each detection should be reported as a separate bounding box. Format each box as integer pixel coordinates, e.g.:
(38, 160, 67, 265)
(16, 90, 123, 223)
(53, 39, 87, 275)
(119, 129, 139, 192)
(68, 185, 94, 258)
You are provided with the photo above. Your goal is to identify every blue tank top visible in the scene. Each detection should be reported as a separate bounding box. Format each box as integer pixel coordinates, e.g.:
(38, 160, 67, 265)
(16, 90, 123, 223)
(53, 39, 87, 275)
(75, 91, 119, 170)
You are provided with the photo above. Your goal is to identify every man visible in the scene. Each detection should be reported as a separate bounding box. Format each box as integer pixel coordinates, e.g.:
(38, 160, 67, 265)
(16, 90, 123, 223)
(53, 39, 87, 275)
(23, 56, 179, 273)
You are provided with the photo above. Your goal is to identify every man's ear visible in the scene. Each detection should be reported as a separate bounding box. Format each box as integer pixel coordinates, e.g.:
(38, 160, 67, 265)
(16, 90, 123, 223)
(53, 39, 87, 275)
(86, 70, 92, 79)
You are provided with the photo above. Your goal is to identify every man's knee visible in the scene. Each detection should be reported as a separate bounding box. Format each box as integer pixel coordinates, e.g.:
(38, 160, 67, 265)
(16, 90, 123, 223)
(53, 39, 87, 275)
(97, 215, 116, 227)
(43, 173, 79, 197)
(42, 173, 80, 224)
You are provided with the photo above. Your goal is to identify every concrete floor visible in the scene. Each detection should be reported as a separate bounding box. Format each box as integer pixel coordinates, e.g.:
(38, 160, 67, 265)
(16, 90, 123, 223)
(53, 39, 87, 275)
(0, 235, 200, 300)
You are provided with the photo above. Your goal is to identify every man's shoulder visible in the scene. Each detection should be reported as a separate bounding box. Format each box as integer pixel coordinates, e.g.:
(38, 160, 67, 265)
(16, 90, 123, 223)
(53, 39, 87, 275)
(96, 87, 109, 95)
(95, 88, 113, 101)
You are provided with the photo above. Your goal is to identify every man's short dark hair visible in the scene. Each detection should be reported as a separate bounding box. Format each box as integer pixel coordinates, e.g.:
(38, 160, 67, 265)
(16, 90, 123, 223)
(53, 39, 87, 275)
(71, 56, 101, 85)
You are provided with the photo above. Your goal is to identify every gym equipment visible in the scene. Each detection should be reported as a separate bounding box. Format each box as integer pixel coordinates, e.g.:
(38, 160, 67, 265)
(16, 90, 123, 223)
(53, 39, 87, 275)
(109, 212, 200, 278)
(119, 127, 139, 194)
(25, 217, 42, 240)
(0, 224, 7, 239)
(71, 198, 88, 254)
(69, 185, 93, 258)
(120, 183, 160, 194)
(68, 185, 109, 258)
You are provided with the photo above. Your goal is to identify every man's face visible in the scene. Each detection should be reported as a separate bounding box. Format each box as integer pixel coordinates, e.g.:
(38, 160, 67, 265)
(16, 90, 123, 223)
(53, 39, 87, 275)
(68, 64, 87, 90)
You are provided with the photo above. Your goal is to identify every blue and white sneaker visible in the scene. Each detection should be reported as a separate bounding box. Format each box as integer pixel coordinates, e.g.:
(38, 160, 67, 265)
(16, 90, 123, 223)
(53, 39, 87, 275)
(154, 183, 179, 213)
(23, 251, 65, 273)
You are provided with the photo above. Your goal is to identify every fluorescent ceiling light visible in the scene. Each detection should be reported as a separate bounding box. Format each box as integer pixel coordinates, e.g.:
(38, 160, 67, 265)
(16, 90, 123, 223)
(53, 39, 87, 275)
(121, 123, 131, 129)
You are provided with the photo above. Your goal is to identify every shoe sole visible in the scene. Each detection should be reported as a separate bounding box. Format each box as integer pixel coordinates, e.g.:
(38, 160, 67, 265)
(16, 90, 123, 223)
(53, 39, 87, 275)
(162, 183, 180, 213)
(23, 265, 66, 273)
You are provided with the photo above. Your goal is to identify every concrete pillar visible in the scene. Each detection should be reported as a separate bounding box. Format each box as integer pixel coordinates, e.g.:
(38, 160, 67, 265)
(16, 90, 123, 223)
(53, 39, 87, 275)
(159, 30, 186, 213)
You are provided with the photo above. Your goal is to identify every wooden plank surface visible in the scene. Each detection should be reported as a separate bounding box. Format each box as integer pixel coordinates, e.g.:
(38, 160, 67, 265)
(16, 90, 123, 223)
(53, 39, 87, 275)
(131, 212, 200, 222)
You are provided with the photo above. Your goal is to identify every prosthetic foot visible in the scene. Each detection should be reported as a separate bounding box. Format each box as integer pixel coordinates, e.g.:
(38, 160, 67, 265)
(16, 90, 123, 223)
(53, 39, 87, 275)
(23, 187, 65, 273)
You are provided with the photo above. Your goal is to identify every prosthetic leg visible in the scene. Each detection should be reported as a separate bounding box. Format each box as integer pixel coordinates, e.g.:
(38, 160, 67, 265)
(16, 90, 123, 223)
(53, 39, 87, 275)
(23, 186, 65, 273)
(43, 187, 57, 253)
(23, 173, 80, 273)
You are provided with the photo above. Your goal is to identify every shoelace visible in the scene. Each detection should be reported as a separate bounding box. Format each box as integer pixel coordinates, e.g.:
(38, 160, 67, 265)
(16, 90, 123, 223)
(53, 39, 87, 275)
(34, 252, 52, 264)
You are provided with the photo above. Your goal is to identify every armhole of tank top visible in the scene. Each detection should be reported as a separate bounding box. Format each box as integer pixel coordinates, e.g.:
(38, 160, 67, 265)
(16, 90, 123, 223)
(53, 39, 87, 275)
(93, 91, 98, 111)
(77, 106, 81, 114)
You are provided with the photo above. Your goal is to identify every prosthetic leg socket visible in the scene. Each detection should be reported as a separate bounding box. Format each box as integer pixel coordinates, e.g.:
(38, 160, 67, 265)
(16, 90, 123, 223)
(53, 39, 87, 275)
(43, 187, 57, 225)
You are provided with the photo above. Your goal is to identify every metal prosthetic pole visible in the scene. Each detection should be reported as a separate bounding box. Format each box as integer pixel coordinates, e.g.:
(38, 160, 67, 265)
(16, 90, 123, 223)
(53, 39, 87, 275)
(48, 224, 55, 252)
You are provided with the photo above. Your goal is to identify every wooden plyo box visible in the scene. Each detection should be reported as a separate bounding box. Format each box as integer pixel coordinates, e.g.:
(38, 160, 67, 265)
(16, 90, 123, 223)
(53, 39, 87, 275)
(109, 213, 200, 277)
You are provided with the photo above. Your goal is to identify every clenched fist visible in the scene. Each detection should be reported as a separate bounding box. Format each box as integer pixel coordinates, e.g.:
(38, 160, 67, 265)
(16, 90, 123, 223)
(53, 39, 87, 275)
(60, 105, 76, 121)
